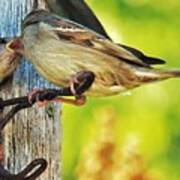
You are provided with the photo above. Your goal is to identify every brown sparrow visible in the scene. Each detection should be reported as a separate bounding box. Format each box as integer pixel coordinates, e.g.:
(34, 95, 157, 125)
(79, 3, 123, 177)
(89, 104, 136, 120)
(6, 10, 180, 105)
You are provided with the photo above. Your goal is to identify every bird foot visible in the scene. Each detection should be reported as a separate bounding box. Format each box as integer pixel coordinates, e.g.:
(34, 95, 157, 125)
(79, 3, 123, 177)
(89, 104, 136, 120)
(27, 71, 94, 107)
(69, 71, 95, 96)
(52, 95, 86, 106)
(27, 88, 46, 107)
(27, 88, 86, 107)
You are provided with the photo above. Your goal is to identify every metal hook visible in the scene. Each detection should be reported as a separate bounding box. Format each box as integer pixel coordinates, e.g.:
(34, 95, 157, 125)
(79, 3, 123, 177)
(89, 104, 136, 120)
(0, 80, 93, 179)
(0, 158, 47, 180)
(0, 100, 47, 180)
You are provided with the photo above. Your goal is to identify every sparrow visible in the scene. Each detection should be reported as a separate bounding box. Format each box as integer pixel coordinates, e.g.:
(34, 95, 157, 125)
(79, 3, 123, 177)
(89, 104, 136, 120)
(6, 10, 180, 105)
(0, 38, 21, 86)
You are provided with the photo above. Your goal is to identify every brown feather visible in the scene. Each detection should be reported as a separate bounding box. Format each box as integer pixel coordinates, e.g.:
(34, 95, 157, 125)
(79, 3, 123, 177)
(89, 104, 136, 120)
(23, 10, 164, 66)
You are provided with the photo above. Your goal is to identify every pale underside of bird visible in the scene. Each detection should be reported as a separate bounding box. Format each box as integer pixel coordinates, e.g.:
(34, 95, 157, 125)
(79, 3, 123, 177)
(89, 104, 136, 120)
(7, 10, 180, 100)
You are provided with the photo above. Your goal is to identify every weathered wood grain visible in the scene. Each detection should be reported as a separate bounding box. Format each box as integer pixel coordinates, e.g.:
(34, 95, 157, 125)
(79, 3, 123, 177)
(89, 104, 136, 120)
(0, 0, 61, 179)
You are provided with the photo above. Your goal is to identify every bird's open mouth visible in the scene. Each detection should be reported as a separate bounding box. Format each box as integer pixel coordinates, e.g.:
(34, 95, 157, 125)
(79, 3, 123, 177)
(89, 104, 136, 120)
(0, 39, 21, 65)
(6, 38, 23, 53)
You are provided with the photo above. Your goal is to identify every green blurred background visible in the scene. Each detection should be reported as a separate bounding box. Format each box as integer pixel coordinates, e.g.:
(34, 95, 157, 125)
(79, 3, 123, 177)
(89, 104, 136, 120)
(62, 0, 180, 179)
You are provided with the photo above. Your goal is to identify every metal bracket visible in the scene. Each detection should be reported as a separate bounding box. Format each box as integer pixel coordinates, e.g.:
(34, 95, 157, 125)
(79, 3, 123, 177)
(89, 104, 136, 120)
(0, 81, 91, 179)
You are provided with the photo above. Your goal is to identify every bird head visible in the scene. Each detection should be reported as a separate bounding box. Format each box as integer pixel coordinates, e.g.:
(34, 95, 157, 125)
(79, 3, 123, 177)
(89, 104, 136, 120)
(0, 38, 21, 85)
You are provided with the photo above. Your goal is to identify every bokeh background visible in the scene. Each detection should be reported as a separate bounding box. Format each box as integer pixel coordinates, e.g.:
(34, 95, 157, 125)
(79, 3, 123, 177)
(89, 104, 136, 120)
(62, 0, 180, 179)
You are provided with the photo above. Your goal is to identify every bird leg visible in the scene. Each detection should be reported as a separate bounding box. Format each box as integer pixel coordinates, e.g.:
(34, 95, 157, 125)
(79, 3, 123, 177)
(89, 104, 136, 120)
(45, 71, 95, 106)
(52, 95, 87, 106)
(28, 71, 95, 106)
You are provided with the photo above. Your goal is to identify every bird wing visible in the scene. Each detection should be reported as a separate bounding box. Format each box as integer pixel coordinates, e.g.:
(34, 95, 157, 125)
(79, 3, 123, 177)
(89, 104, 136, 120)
(44, 0, 110, 39)
(44, 0, 165, 66)
(23, 10, 165, 67)
(119, 44, 165, 65)
(43, 13, 153, 67)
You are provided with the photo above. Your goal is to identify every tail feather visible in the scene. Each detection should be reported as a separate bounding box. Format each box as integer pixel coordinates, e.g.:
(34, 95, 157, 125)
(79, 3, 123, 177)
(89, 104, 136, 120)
(157, 69, 180, 78)
(135, 69, 180, 84)
(169, 70, 180, 77)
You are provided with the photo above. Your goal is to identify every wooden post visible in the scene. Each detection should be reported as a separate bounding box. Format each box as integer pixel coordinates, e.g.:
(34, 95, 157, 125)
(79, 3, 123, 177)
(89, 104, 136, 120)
(0, 0, 61, 179)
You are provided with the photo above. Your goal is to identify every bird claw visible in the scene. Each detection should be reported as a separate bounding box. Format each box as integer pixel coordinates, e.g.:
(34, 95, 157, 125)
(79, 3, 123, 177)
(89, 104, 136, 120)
(74, 95, 86, 106)
(53, 95, 86, 106)
(27, 88, 44, 105)
(69, 71, 95, 96)
(69, 72, 84, 96)
(27, 71, 95, 107)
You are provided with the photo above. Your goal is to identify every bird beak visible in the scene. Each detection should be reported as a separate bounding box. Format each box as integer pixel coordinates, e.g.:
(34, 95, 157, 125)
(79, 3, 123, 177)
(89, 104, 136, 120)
(6, 38, 24, 54)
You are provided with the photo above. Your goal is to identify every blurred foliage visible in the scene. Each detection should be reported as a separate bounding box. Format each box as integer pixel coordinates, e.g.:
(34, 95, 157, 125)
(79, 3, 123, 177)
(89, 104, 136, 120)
(62, 0, 180, 180)
(76, 108, 155, 180)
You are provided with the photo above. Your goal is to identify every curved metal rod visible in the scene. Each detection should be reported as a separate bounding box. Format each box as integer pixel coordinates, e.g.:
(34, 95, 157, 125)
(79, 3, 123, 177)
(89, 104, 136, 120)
(0, 158, 47, 180)
(17, 158, 47, 180)
(0, 79, 93, 179)
(0, 103, 47, 180)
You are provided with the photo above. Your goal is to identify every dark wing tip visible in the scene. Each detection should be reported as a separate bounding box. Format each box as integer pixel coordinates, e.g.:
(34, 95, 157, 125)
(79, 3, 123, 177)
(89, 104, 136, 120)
(119, 44, 166, 65)
(144, 56, 166, 65)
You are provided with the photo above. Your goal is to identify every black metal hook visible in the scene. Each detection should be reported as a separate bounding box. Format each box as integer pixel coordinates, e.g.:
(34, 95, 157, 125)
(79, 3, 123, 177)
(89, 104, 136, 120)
(0, 75, 94, 179)
(0, 100, 47, 180)
(0, 158, 47, 180)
